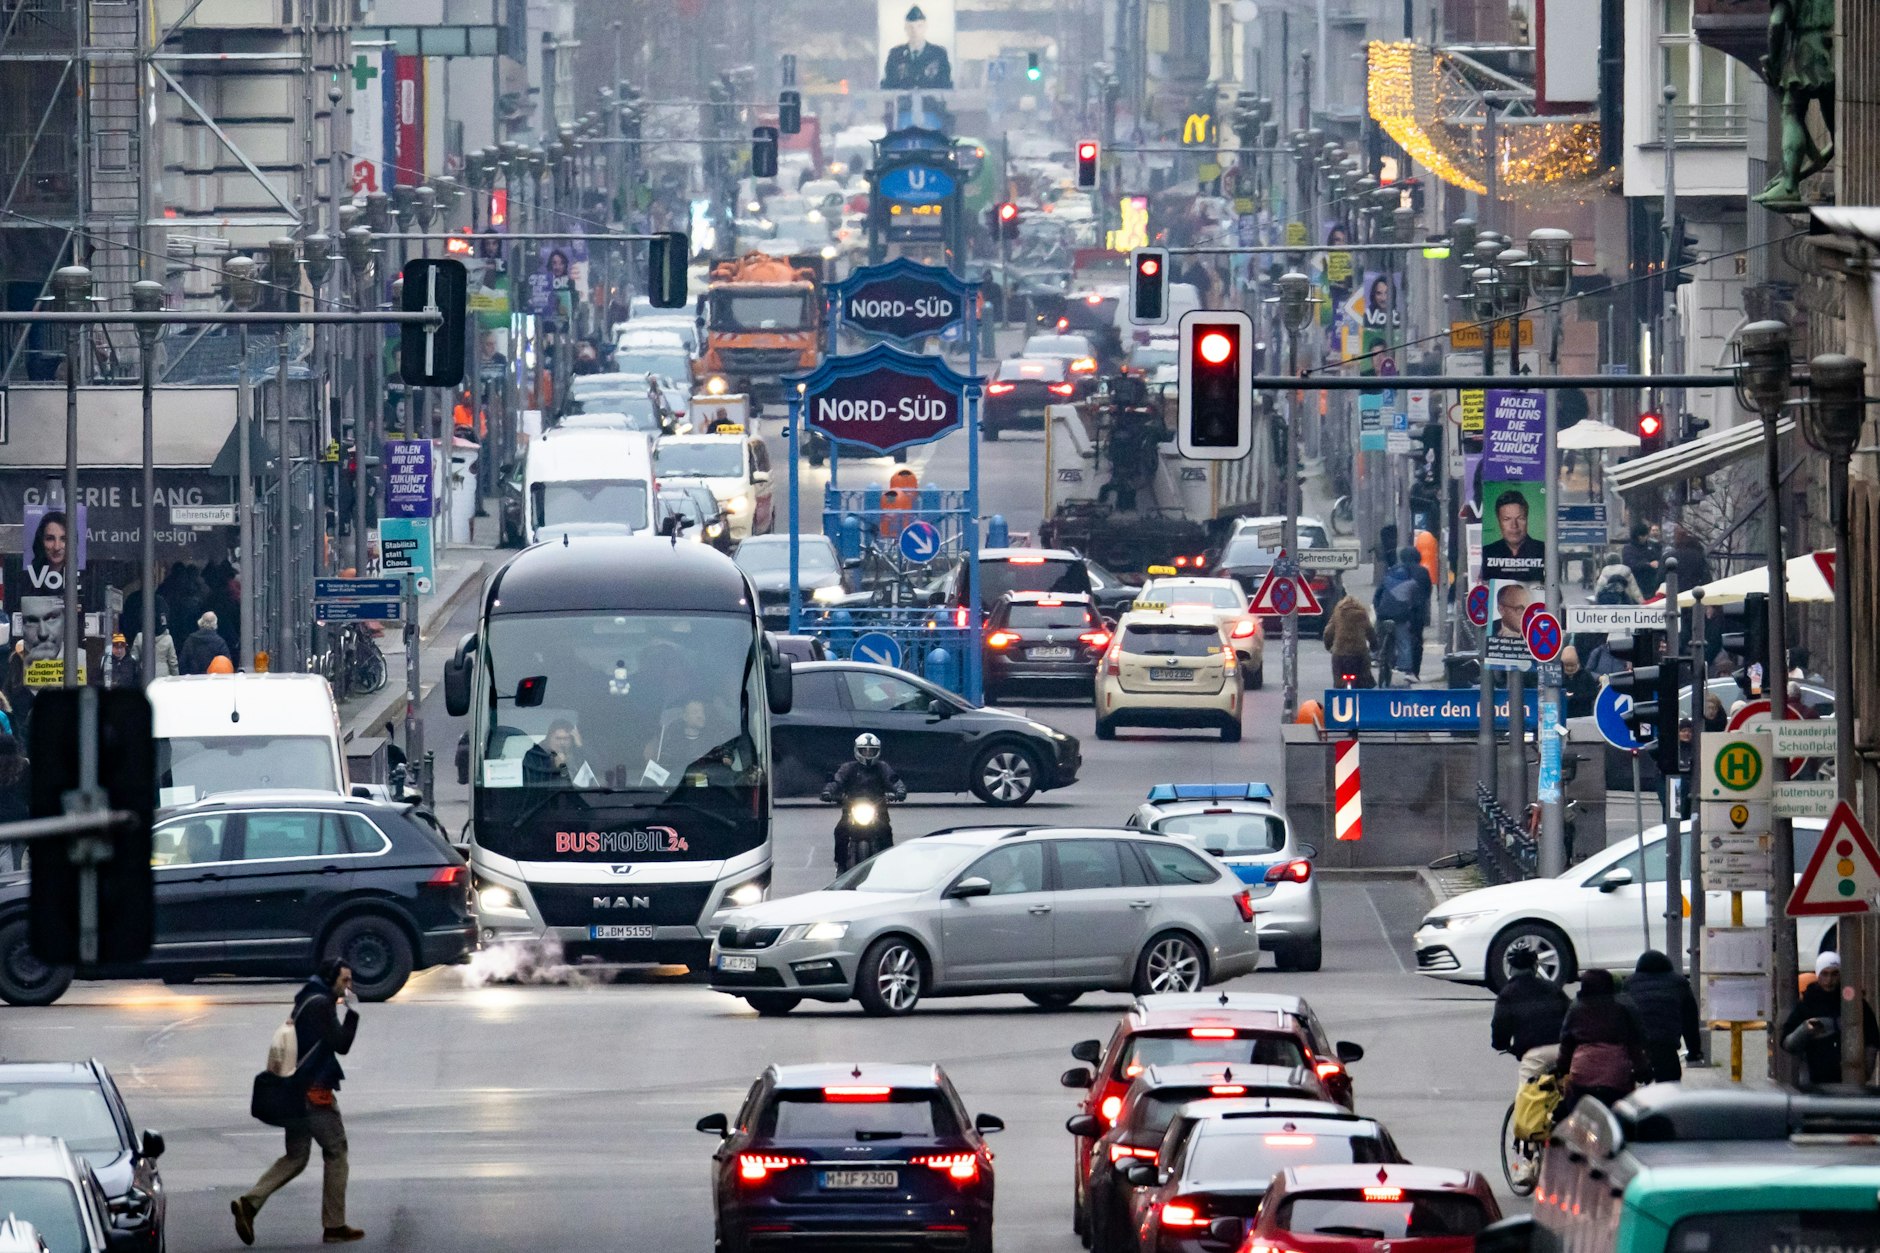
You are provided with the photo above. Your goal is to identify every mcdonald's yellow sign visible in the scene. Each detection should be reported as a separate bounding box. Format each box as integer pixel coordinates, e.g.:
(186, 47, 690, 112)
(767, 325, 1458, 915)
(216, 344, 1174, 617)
(1183, 112, 1213, 144)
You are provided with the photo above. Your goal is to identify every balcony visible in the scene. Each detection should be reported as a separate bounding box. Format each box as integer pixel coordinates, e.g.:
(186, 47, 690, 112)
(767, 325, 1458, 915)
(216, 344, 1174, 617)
(1668, 100, 1747, 144)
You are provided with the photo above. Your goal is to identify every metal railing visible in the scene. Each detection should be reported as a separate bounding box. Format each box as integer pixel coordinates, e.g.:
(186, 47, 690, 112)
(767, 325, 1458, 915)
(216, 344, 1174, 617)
(1669, 101, 1748, 143)
(1476, 784, 1538, 884)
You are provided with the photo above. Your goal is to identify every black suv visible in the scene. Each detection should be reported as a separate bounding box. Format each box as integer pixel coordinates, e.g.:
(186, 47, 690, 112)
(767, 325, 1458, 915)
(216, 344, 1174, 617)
(0, 1060, 166, 1253)
(0, 792, 474, 1006)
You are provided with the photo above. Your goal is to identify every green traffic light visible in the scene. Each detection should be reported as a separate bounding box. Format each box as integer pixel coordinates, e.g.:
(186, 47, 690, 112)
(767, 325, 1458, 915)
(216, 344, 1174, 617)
(1026, 66, 1040, 81)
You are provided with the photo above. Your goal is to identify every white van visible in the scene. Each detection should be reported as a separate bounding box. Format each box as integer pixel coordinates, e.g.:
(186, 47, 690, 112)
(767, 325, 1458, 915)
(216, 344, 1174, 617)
(521, 428, 657, 544)
(653, 430, 774, 539)
(149, 673, 347, 804)
(1114, 281, 1203, 348)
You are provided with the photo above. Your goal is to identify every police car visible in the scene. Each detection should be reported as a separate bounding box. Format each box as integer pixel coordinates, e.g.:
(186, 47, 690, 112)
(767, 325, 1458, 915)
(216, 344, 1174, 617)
(1126, 783, 1323, 971)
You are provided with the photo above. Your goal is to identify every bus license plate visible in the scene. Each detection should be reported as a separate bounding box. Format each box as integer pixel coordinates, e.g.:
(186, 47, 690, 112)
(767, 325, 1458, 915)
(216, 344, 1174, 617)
(821, 1170, 898, 1190)
(589, 925, 655, 940)
(1030, 646, 1073, 660)
(1150, 668, 1190, 681)
(717, 953, 759, 972)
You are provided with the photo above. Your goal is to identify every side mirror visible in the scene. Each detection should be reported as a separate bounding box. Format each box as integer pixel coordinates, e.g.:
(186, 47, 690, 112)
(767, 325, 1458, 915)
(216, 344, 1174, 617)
(1298, 842, 1319, 860)
(695, 1112, 730, 1137)
(1598, 867, 1636, 893)
(350, 785, 374, 799)
(1064, 1114, 1101, 1138)
(926, 698, 952, 719)
(1475, 1216, 1536, 1253)
(1208, 1218, 1243, 1246)
(764, 636, 794, 715)
(1336, 1040, 1364, 1064)
(948, 876, 992, 900)
(140, 1130, 165, 1159)
(973, 1112, 1005, 1134)
(1124, 1163, 1158, 1187)
(443, 632, 478, 717)
(1070, 1038, 1103, 1065)
(1060, 1066, 1094, 1089)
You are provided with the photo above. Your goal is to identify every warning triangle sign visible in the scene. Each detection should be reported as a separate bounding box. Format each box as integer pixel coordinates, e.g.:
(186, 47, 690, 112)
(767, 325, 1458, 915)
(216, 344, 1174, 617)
(1247, 552, 1322, 617)
(1788, 800, 1880, 916)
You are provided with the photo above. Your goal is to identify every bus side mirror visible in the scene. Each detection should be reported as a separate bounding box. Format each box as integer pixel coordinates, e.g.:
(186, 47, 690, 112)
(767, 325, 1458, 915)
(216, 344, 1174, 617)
(444, 633, 477, 717)
(1475, 1216, 1535, 1253)
(764, 636, 794, 715)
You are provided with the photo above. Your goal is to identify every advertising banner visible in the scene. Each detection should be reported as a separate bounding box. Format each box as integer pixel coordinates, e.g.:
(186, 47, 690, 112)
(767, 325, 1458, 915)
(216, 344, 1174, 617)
(351, 49, 392, 195)
(21, 503, 86, 595)
(383, 439, 435, 518)
(878, 0, 955, 90)
(1481, 389, 1547, 581)
(392, 55, 424, 188)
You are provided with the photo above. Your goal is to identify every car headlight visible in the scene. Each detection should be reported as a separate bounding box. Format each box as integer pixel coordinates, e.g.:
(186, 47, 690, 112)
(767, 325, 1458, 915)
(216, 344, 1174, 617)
(728, 493, 751, 512)
(782, 921, 849, 943)
(706, 522, 725, 538)
(478, 884, 530, 918)
(812, 584, 846, 604)
(725, 880, 766, 907)
(1421, 910, 1496, 931)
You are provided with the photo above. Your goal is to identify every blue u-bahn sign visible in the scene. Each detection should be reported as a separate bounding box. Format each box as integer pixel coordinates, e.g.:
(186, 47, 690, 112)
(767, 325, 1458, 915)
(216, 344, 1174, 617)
(877, 164, 956, 204)
(1322, 688, 1538, 732)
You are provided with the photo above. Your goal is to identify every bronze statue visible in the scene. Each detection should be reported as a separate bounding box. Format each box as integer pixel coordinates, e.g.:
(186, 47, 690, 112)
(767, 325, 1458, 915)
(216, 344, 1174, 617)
(1754, 0, 1834, 206)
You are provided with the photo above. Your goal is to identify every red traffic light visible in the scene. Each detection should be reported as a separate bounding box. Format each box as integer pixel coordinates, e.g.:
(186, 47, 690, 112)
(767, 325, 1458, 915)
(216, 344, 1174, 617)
(998, 202, 1018, 221)
(1139, 256, 1160, 277)
(1078, 142, 1097, 160)
(1198, 331, 1235, 365)
(1638, 411, 1664, 439)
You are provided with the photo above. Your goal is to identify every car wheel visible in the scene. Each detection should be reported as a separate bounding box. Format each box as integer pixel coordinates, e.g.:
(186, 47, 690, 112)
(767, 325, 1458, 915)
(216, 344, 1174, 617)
(743, 993, 800, 1016)
(1247, 664, 1265, 690)
(1220, 717, 1242, 743)
(323, 915, 415, 1001)
(1487, 922, 1575, 991)
(1288, 934, 1323, 972)
(1095, 717, 1116, 740)
(0, 920, 72, 1007)
(160, 974, 196, 986)
(1024, 990, 1083, 1009)
(856, 936, 925, 1015)
(1134, 932, 1206, 995)
(971, 742, 1041, 805)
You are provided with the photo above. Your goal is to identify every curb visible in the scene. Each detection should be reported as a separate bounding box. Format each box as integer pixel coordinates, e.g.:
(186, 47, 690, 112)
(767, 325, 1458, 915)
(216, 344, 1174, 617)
(341, 558, 490, 743)
(1314, 866, 1437, 909)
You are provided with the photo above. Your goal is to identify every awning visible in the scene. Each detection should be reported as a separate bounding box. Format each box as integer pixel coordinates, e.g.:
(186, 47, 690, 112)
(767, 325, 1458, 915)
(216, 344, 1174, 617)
(1607, 416, 1793, 496)
(1557, 419, 1639, 451)
(1810, 206, 1880, 246)
(1655, 552, 1835, 607)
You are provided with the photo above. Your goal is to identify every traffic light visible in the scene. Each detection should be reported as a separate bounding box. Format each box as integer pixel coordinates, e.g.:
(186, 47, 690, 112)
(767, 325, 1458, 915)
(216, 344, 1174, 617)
(1666, 216, 1699, 292)
(398, 258, 468, 388)
(1026, 51, 1041, 81)
(1681, 411, 1710, 443)
(1606, 630, 1664, 746)
(1650, 657, 1689, 777)
(778, 90, 802, 135)
(1177, 310, 1253, 460)
(780, 53, 797, 87)
(1720, 591, 1770, 695)
(1076, 140, 1099, 190)
(751, 126, 780, 179)
(1638, 410, 1665, 455)
(995, 201, 1020, 241)
(1130, 247, 1169, 325)
(647, 231, 690, 308)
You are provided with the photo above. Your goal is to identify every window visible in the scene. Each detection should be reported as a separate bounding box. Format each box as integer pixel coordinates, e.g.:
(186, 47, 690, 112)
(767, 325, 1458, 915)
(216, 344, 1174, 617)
(1596, 838, 1669, 885)
(1052, 839, 1129, 891)
(1115, 1031, 1307, 1077)
(0, 1180, 86, 1253)
(1668, 1212, 1880, 1253)
(533, 480, 652, 532)
(1275, 1190, 1491, 1238)
(1183, 1126, 1388, 1187)
(1121, 623, 1221, 658)
(0, 1084, 123, 1153)
(1154, 813, 1285, 855)
(961, 842, 1047, 896)
(790, 670, 845, 711)
(1136, 841, 1220, 885)
(1003, 603, 1095, 630)
(237, 812, 347, 861)
(341, 815, 389, 854)
(1660, 0, 1744, 141)
(655, 442, 745, 480)
(764, 1090, 953, 1139)
(842, 671, 932, 714)
(157, 735, 339, 801)
(153, 815, 232, 866)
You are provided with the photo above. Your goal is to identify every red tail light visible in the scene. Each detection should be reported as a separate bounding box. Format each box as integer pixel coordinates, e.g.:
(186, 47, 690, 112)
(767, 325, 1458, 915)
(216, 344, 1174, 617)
(913, 1152, 980, 1182)
(1363, 1186, 1405, 1202)
(1161, 1200, 1205, 1227)
(1233, 889, 1255, 922)
(1099, 1094, 1123, 1123)
(986, 630, 1020, 649)
(1056, 317, 1070, 330)
(1231, 619, 1258, 639)
(1314, 1059, 1345, 1081)
(1189, 1027, 1237, 1039)
(1173, 555, 1190, 568)
(1048, 382, 1076, 396)
(1078, 630, 1111, 649)
(1209, 1084, 1247, 1096)
(426, 865, 468, 887)
(823, 1086, 892, 1100)
(738, 1154, 805, 1182)
(954, 606, 969, 628)
(1103, 650, 1121, 676)
(987, 382, 1016, 395)
(1070, 356, 1097, 373)
(1109, 1144, 1158, 1162)
(1264, 859, 1312, 884)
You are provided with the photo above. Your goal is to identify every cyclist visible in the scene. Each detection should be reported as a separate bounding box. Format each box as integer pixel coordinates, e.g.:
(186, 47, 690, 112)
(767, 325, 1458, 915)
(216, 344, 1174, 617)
(1493, 946, 1570, 1089)
(1553, 968, 1651, 1120)
(821, 733, 906, 873)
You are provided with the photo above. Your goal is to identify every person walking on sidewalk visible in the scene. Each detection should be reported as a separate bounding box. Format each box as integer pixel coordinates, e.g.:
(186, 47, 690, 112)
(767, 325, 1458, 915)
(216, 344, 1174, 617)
(1622, 950, 1703, 1083)
(233, 960, 365, 1245)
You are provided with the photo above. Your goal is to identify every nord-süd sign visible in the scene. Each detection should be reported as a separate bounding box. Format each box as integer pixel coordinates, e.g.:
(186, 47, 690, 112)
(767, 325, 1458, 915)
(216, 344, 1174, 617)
(792, 342, 978, 457)
(834, 258, 971, 344)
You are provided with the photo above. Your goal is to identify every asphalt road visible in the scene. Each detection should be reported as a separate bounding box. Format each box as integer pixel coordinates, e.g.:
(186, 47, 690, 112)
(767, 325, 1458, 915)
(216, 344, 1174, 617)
(4, 382, 1515, 1253)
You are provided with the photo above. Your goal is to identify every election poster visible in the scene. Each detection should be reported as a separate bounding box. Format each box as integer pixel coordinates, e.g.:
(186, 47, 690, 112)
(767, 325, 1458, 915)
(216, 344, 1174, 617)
(1481, 389, 1546, 581)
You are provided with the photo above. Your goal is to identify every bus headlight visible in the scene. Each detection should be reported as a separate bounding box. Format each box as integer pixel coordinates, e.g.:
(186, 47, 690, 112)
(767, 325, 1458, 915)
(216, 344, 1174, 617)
(725, 880, 766, 908)
(477, 885, 530, 918)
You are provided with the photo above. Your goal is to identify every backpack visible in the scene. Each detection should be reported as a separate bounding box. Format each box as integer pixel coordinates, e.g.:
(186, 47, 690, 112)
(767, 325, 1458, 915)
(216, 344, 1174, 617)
(251, 999, 316, 1126)
(265, 998, 311, 1077)
(1595, 577, 1630, 606)
(1377, 566, 1417, 620)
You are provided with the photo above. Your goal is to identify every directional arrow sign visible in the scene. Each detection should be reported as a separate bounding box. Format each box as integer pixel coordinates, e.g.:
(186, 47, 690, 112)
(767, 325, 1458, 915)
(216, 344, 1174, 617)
(898, 519, 941, 565)
(852, 631, 903, 670)
(1789, 800, 1880, 916)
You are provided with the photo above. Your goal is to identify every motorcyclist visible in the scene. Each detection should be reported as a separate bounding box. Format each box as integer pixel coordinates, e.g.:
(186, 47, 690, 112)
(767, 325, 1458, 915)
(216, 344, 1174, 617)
(821, 733, 907, 873)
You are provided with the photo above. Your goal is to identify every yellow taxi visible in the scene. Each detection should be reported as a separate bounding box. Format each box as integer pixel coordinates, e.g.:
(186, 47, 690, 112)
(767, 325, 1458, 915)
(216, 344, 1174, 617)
(1093, 606, 1243, 742)
(1136, 570, 1265, 688)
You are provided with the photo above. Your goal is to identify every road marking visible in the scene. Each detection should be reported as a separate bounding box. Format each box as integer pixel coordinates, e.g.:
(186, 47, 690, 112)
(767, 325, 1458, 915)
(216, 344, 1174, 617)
(1363, 885, 1409, 974)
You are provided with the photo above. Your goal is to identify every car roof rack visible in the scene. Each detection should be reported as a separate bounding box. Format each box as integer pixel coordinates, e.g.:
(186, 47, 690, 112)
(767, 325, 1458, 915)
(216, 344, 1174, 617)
(1147, 783, 1275, 803)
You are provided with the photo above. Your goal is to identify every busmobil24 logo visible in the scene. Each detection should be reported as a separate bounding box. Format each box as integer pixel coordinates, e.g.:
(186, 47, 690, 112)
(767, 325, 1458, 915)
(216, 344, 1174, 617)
(554, 827, 689, 854)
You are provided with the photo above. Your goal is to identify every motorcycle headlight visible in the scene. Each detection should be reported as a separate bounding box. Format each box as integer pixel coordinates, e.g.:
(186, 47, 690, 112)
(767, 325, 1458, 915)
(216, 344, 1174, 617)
(848, 800, 878, 825)
(783, 921, 849, 943)
(477, 884, 530, 918)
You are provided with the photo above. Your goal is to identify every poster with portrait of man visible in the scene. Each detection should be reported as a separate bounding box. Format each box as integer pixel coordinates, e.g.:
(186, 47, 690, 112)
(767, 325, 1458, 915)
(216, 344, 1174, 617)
(18, 594, 81, 686)
(1480, 389, 1546, 580)
(1486, 579, 1543, 671)
(879, 2, 954, 90)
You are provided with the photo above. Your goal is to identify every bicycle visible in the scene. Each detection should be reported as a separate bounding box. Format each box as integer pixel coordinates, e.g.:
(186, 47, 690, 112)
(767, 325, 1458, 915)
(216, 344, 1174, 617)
(344, 623, 389, 694)
(1500, 1099, 1542, 1196)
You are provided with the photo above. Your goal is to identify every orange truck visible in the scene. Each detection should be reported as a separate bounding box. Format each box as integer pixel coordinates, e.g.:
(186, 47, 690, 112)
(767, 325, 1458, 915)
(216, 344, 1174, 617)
(697, 252, 823, 406)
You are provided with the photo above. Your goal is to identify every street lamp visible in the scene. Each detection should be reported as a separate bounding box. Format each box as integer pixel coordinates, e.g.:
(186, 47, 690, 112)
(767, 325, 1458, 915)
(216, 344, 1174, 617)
(266, 237, 301, 671)
(1275, 271, 1315, 721)
(413, 183, 438, 233)
(49, 264, 91, 688)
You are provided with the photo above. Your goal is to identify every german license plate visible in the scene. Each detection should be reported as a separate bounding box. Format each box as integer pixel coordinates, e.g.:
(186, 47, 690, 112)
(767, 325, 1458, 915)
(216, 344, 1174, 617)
(1030, 646, 1073, 660)
(716, 953, 758, 972)
(589, 925, 655, 940)
(821, 1170, 898, 1190)
(1150, 667, 1190, 681)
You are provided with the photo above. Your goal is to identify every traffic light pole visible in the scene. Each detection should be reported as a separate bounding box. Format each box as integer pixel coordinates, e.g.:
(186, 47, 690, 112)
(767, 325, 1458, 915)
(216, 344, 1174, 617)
(1661, 558, 1683, 968)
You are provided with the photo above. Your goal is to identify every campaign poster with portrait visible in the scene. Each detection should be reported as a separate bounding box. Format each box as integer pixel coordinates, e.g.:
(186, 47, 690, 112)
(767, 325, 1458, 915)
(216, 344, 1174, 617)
(1486, 578, 1542, 671)
(18, 595, 82, 686)
(21, 503, 85, 596)
(1351, 271, 1399, 377)
(879, 1, 955, 90)
(1481, 389, 1546, 581)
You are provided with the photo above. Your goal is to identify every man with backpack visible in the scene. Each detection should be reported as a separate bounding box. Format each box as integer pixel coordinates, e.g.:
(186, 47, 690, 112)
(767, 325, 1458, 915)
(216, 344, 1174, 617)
(1373, 547, 1430, 686)
(234, 960, 364, 1245)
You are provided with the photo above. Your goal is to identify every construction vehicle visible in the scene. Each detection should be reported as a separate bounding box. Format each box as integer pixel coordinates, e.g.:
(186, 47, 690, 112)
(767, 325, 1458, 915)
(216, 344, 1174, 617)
(698, 252, 823, 407)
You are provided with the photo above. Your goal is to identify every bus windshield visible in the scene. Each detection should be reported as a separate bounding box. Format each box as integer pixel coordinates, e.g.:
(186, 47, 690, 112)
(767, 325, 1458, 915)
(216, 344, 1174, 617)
(475, 610, 767, 862)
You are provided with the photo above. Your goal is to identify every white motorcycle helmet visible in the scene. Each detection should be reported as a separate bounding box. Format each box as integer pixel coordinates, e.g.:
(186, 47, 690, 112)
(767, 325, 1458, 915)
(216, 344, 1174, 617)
(853, 733, 882, 763)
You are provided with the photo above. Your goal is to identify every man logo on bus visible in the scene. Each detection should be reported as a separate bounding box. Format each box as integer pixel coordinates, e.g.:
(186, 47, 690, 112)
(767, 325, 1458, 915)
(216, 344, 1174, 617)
(555, 826, 689, 854)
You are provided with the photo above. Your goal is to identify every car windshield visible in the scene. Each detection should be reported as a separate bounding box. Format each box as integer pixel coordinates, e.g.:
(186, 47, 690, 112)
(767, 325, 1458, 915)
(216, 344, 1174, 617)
(1003, 603, 1094, 629)
(1146, 583, 1244, 610)
(1023, 336, 1088, 357)
(660, 492, 708, 523)
(656, 442, 745, 479)
(738, 541, 838, 578)
(1121, 623, 1220, 657)
(533, 481, 651, 533)
(1115, 1032, 1307, 1077)
(829, 841, 974, 893)
(995, 358, 1067, 382)
(0, 1085, 120, 1154)
(979, 559, 1089, 603)
(765, 1091, 954, 1140)
(1156, 813, 1286, 855)
(0, 1179, 86, 1253)
(715, 293, 812, 331)
(1275, 1191, 1491, 1239)
(1184, 1127, 1386, 1185)
(616, 354, 691, 382)
(156, 735, 338, 803)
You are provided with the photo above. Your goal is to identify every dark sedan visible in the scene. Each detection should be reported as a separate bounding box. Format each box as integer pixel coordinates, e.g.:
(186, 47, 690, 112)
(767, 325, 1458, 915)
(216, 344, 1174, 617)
(983, 592, 1109, 702)
(774, 661, 1081, 805)
(0, 792, 475, 1006)
(984, 356, 1080, 438)
(735, 534, 869, 628)
(0, 1062, 165, 1253)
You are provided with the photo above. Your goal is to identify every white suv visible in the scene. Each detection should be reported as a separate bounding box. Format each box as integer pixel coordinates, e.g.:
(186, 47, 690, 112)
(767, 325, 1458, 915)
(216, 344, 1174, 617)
(1094, 610, 1242, 742)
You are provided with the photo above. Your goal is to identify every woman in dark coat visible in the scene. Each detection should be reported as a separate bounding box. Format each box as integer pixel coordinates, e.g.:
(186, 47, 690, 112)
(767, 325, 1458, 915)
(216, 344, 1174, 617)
(1553, 968, 1651, 1117)
(1622, 950, 1703, 1082)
